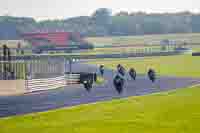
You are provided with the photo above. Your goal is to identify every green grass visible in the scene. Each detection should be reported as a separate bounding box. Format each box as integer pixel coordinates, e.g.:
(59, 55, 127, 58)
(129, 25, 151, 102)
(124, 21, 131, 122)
(192, 46, 200, 52)
(42, 46, 162, 56)
(89, 55, 200, 77)
(95, 76, 105, 85)
(87, 46, 162, 54)
(86, 33, 200, 46)
(0, 85, 200, 133)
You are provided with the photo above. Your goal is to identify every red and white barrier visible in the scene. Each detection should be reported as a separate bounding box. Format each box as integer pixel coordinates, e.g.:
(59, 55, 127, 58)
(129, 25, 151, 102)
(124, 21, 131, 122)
(26, 74, 80, 92)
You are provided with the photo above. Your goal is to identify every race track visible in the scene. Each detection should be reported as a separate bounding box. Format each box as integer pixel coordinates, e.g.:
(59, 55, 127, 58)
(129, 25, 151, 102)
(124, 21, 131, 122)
(0, 62, 199, 118)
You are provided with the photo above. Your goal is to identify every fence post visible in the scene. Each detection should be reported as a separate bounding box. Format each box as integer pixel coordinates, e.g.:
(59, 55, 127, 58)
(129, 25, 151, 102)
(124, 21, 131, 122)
(69, 59, 72, 74)
(0, 55, 1, 80)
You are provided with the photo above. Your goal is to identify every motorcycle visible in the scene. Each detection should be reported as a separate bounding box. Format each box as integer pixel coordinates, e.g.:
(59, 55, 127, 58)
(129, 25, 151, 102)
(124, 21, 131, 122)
(113, 75, 125, 94)
(148, 69, 156, 83)
(99, 65, 104, 76)
(83, 79, 93, 92)
(129, 68, 136, 80)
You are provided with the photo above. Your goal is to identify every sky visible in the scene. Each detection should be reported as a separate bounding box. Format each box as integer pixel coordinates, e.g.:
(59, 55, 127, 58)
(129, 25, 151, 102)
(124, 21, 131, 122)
(0, 0, 199, 20)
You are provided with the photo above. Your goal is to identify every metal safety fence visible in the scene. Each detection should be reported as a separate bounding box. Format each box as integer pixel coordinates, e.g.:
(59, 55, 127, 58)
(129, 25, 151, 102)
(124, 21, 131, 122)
(26, 74, 81, 92)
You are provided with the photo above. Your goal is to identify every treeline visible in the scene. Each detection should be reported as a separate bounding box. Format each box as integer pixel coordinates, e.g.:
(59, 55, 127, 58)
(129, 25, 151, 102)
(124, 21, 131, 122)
(1, 8, 200, 39)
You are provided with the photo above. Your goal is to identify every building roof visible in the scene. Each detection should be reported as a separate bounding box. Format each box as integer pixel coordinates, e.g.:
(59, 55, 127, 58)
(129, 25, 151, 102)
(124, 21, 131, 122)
(22, 32, 73, 46)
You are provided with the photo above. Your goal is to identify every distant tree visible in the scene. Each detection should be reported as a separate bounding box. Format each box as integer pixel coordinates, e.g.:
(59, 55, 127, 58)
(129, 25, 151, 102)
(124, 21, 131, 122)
(116, 11, 129, 16)
(78, 42, 94, 49)
(110, 16, 137, 35)
(0, 11, 199, 38)
(142, 21, 165, 34)
(21, 50, 24, 55)
(191, 15, 200, 33)
(92, 8, 112, 26)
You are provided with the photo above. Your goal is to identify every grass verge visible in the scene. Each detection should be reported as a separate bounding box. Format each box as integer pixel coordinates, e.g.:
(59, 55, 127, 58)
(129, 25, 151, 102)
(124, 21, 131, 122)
(89, 55, 200, 78)
(0, 85, 200, 133)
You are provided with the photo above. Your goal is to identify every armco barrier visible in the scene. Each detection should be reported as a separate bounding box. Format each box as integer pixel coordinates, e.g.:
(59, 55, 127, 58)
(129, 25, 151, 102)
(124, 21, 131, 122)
(26, 76, 65, 92)
(26, 74, 81, 92)
(192, 52, 200, 56)
(65, 74, 80, 85)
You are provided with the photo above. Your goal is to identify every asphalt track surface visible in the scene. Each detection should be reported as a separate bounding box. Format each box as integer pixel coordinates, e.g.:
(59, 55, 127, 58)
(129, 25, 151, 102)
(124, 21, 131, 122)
(0, 62, 200, 118)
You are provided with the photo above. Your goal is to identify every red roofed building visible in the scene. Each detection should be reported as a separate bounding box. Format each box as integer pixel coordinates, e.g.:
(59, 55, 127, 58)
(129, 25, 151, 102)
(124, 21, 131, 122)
(22, 32, 81, 47)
